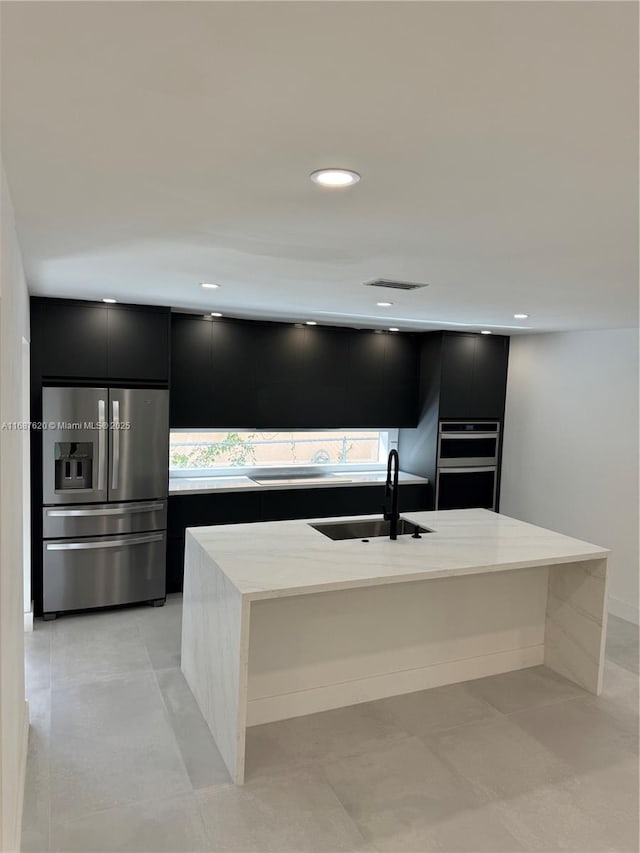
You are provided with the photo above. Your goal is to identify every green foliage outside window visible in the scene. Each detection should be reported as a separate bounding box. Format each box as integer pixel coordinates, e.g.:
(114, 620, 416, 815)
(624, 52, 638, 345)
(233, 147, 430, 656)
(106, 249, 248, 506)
(170, 432, 257, 469)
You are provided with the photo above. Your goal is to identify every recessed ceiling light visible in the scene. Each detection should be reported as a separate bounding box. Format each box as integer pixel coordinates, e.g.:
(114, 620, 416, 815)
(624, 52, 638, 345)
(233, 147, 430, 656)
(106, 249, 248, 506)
(310, 168, 360, 188)
(389, 327, 399, 333)
(305, 320, 317, 326)
(210, 312, 223, 318)
(513, 313, 529, 319)
(377, 302, 393, 307)
(102, 298, 117, 303)
(480, 330, 492, 335)
(201, 283, 220, 289)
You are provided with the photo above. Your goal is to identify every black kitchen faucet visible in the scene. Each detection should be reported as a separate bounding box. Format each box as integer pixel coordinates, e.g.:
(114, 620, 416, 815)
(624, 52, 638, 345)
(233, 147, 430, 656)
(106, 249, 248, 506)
(383, 449, 400, 540)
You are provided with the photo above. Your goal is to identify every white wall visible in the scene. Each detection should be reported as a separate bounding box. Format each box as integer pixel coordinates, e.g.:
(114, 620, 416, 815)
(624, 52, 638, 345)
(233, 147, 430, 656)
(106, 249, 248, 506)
(501, 329, 639, 624)
(0, 164, 30, 851)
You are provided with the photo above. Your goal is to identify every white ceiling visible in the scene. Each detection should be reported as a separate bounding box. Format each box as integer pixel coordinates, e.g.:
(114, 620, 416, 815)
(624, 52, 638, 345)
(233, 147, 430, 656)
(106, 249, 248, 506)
(1, 1, 637, 333)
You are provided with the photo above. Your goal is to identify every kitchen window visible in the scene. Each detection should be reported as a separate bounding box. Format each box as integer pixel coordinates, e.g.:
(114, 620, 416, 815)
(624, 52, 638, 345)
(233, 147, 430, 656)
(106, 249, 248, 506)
(169, 429, 397, 476)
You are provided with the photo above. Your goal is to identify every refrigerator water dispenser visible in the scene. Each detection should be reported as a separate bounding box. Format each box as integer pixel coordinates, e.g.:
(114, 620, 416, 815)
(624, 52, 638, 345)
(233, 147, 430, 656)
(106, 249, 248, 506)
(54, 442, 93, 490)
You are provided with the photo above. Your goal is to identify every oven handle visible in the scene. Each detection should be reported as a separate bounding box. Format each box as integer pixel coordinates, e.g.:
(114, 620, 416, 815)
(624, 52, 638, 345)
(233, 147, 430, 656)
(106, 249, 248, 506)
(438, 466, 497, 474)
(45, 533, 164, 551)
(439, 432, 499, 439)
(45, 502, 164, 518)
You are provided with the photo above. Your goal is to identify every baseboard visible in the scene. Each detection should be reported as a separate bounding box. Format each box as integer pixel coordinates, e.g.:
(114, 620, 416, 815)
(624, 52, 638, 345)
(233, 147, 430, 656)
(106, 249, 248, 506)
(247, 644, 544, 726)
(608, 595, 640, 626)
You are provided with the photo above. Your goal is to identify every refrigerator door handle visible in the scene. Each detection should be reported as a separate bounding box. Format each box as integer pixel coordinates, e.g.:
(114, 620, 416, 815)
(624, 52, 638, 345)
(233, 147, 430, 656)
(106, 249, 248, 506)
(46, 533, 164, 551)
(97, 398, 106, 490)
(111, 398, 120, 490)
(45, 502, 165, 518)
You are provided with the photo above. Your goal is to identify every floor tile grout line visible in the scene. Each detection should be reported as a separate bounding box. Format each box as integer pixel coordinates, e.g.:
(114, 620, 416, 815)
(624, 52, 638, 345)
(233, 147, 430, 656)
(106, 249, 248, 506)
(146, 638, 199, 794)
(310, 766, 377, 851)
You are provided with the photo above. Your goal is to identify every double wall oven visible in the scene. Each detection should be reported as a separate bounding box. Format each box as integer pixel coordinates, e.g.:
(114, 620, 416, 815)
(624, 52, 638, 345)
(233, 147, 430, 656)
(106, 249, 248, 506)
(41, 387, 169, 618)
(435, 421, 500, 511)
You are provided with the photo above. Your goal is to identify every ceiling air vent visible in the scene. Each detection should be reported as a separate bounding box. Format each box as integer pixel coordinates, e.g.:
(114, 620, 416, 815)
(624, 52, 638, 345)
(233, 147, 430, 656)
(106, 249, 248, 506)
(364, 279, 429, 291)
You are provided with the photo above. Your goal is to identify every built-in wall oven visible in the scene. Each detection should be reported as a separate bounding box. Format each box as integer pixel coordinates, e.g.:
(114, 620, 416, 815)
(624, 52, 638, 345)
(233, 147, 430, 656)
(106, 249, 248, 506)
(435, 421, 500, 511)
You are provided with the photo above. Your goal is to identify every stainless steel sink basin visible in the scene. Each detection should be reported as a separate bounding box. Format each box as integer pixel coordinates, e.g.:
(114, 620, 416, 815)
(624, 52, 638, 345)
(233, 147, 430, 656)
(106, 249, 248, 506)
(309, 518, 432, 541)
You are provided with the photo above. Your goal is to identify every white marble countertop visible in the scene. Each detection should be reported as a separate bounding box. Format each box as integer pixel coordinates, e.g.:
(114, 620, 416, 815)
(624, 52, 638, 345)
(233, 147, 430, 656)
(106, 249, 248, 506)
(186, 508, 609, 601)
(169, 470, 428, 496)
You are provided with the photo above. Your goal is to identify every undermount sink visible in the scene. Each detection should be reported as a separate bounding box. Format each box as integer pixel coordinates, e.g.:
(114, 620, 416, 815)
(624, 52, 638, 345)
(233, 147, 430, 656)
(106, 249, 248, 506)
(310, 518, 433, 541)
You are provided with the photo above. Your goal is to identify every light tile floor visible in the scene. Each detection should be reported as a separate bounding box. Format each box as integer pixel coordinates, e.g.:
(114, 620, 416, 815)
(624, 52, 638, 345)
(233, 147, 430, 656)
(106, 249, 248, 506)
(22, 597, 639, 853)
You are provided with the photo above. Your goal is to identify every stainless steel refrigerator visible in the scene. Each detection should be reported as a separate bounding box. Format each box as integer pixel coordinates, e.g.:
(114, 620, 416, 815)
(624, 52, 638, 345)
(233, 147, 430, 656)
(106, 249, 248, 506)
(41, 387, 169, 618)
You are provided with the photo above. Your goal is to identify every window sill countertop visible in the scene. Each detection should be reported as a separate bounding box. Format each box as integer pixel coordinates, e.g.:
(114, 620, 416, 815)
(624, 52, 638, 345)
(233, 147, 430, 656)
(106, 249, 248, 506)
(168, 470, 429, 496)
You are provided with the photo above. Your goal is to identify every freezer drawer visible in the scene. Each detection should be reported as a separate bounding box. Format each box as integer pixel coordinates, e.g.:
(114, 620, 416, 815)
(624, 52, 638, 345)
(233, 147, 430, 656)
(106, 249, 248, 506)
(43, 531, 166, 614)
(43, 500, 167, 539)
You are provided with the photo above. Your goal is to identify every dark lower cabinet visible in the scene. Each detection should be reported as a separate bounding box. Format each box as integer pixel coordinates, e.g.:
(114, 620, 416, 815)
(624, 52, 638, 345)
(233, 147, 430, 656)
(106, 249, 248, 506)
(165, 483, 429, 592)
(260, 486, 385, 522)
(167, 492, 262, 538)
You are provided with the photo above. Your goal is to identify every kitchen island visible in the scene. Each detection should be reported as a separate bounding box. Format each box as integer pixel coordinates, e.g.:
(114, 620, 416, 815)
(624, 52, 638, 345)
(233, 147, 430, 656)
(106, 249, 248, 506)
(181, 509, 610, 784)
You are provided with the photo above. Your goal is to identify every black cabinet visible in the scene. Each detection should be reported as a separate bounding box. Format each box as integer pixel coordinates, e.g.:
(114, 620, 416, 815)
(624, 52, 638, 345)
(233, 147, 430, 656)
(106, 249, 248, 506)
(439, 333, 509, 420)
(170, 316, 213, 427)
(260, 486, 384, 522)
(170, 315, 420, 429)
(31, 298, 170, 384)
(210, 321, 257, 426)
(168, 492, 262, 537)
(471, 335, 509, 419)
(398, 331, 509, 491)
(31, 300, 109, 379)
(107, 306, 170, 382)
(439, 334, 476, 419)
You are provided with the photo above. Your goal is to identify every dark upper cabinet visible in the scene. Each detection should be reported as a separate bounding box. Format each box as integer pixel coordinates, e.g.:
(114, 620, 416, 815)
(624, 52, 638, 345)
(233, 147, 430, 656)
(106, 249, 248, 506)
(256, 325, 308, 382)
(384, 333, 419, 381)
(31, 300, 108, 379)
(107, 306, 170, 382)
(164, 319, 421, 430)
(31, 298, 170, 384)
(470, 335, 509, 419)
(349, 332, 388, 387)
(439, 334, 477, 419)
(438, 333, 509, 420)
(170, 315, 213, 427)
(210, 321, 257, 426)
